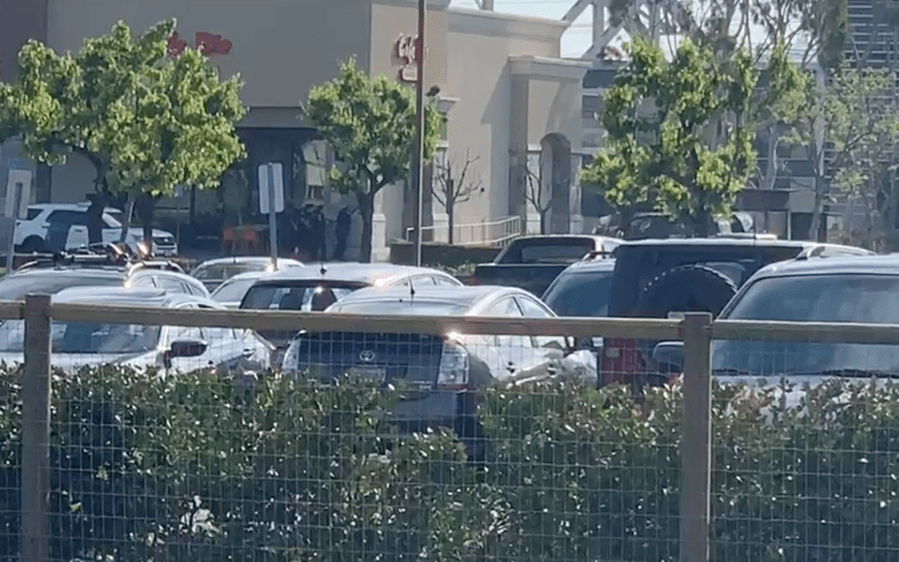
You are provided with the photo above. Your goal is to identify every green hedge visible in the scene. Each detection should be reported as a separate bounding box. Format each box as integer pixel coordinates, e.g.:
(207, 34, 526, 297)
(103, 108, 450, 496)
(1, 368, 899, 561)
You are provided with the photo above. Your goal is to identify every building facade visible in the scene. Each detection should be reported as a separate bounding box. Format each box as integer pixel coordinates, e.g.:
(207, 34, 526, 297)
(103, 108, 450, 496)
(0, 0, 589, 260)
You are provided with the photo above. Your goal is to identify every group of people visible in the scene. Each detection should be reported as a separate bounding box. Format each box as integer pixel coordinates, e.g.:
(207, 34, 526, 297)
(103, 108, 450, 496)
(278, 202, 354, 261)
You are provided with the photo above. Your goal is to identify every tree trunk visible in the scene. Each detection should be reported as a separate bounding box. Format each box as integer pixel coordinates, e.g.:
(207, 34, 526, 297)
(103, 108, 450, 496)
(357, 191, 374, 263)
(447, 202, 454, 245)
(119, 194, 135, 243)
(539, 209, 548, 235)
(761, 124, 780, 191)
(809, 176, 825, 242)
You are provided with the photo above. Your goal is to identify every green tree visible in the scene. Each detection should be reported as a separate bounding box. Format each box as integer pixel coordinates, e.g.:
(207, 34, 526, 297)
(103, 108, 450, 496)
(784, 66, 899, 243)
(303, 58, 442, 263)
(582, 37, 759, 235)
(1, 19, 245, 248)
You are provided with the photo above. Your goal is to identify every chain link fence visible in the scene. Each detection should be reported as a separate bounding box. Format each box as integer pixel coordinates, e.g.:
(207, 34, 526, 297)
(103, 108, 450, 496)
(0, 296, 898, 561)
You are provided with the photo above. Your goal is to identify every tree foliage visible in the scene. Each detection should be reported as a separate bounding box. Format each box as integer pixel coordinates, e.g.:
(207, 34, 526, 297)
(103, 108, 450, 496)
(303, 58, 443, 262)
(582, 38, 761, 235)
(0, 19, 246, 198)
(783, 65, 899, 243)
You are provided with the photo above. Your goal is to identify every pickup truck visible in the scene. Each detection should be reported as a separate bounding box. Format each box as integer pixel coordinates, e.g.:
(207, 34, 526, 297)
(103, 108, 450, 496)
(470, 235, 620, 295)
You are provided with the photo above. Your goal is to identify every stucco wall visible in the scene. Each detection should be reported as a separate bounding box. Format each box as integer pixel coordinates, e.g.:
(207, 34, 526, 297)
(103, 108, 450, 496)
(369, 0, 450, 248)
(46, 0, 372, 109)
(444, 9, 565, 229)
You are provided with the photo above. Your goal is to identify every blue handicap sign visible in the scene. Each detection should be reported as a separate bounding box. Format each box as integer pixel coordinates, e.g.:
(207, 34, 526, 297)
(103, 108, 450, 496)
(7, 159, 22, 171)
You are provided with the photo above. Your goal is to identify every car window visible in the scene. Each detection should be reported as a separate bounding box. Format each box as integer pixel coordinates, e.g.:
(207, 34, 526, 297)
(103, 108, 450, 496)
(167, 304, 203, 342)
(156, 276, 190, 294)
(242, 283, 361, 311)
(185, 280, 208, 297)
(26, 208, 41, 221)
(543, 270, 614, 317)
(518, 243, 594, 264)
(434, 275, 459, 286)
(484, 297, 530, 348)
(212, 278, 258, 303)
(47, 210, 86, 226)
(129, 275, 157, 289)
(715, 274, 899, 378)
(196, 304, 237, 341)
(516, 296, 566, 350)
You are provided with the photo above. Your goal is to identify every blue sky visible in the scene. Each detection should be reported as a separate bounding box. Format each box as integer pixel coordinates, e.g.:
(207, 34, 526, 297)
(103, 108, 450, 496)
(449, 0, 594, 58)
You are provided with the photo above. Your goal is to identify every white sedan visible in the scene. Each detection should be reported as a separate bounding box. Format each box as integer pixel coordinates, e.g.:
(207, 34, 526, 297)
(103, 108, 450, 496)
(0, 287, 273, 375)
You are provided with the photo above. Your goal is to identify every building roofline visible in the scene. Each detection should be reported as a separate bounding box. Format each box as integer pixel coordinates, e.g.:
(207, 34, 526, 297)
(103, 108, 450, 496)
(449, 7, 567, 41)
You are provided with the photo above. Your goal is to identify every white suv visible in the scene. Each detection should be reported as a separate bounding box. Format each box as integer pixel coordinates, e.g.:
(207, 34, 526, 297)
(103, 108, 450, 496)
(15, 203, 179, 256)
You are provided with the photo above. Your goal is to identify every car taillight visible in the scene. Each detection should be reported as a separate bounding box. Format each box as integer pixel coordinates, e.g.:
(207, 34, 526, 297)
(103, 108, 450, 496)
(437, 339, 469, 390)
(598, 337, 644, 387)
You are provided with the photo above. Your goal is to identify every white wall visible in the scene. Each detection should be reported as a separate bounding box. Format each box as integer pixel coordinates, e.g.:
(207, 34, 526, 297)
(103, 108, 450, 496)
(445, 9, 565, 229)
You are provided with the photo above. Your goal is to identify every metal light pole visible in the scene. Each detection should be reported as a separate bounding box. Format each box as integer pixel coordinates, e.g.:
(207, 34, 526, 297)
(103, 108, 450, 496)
(412, 0, 426, 267)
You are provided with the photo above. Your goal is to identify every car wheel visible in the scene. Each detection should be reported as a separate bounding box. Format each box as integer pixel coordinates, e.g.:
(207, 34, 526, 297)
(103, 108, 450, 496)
(18, 236, 44, 254)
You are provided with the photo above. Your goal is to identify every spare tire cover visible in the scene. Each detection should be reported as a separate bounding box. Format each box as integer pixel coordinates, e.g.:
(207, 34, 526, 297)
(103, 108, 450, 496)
(637, 264, 738, 319)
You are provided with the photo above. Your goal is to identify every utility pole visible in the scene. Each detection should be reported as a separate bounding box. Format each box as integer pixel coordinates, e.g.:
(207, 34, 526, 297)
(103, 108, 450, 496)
(412, 0, 426, 266)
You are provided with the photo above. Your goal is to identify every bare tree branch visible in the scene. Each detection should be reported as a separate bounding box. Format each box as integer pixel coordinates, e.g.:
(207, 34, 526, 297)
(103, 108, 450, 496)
(432, 149, 484, 243)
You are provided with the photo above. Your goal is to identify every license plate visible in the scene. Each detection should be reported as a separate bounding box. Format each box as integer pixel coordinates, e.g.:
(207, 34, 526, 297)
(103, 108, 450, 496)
(349, 366, 386, 383)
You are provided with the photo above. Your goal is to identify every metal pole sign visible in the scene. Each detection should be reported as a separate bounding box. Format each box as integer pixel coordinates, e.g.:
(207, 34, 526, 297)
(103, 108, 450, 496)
(412, 0, 427, 267)
(257, 163, 284, 270)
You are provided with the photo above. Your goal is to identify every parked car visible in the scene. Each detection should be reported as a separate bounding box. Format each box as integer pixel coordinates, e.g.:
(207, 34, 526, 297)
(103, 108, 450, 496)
(653, 254, 899, 403)
(240, 262, 463, 351)
(191, 256, 304, 292)
(281, 285, 592, 459)
(598, 236, 874, 388)
(0, 261, 211, 300)
(211, 271, 272, 308)
(15, 203, 178, 256)
(470, 235, 620, 296)
(0, 287, 272, 374)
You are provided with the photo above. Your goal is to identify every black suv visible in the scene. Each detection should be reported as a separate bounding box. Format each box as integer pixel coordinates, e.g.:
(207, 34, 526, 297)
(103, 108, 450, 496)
(598, 236, 872, 387)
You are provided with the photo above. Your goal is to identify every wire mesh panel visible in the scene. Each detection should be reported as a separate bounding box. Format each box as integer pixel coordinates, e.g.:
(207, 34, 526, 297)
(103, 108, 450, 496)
(0, 311, 23, 562)
(710, 323, 899, 562)
(16, 303, 695, 562)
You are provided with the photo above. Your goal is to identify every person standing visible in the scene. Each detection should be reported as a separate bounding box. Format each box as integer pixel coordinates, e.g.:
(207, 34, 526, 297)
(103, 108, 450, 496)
(333, 207, 352, 260)
(278, 200, 298, 256)
(311, 206, 327, 261)
(86, 194, 104, 245)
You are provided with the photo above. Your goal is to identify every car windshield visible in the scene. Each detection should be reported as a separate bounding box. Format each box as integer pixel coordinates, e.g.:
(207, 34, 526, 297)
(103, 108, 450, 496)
(331, 301, 470, 316)
(0, 319, 160, 354)
(543, 270, 614, 317)
(517, 244, 593, 264)
(103, 211, 123, 228)
(242, 282, 365, 311)
(212, 277, 259, 303)
(196, 263, 268, 281)
(713, 274, 899, 377)
(0, 274, 123, 300)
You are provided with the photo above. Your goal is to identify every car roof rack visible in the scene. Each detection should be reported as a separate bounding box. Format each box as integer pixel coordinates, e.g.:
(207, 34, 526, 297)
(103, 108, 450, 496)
(14, 242, 182, 273)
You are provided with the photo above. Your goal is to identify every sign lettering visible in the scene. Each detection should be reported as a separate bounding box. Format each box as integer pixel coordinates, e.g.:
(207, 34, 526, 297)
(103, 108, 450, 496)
(167, 31, 233, 59)
(394, 35, 422, 83)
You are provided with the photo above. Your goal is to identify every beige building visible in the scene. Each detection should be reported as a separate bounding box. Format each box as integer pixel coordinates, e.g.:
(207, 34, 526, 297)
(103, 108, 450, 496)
(0, 0, 589, 260)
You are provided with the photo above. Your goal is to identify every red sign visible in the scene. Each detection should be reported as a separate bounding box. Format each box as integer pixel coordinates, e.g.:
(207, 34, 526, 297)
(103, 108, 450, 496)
(394, 35, 422, 83)
(167, 31, 233, 59)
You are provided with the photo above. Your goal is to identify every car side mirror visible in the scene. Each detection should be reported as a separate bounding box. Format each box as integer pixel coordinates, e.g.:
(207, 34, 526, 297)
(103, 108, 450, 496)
(652, 341, 684, 372)
(168, 340, 208, 359)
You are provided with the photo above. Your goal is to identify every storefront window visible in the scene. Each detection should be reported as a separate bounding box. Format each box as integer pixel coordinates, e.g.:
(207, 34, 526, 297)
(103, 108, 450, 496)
(304, 141, 328, 203)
